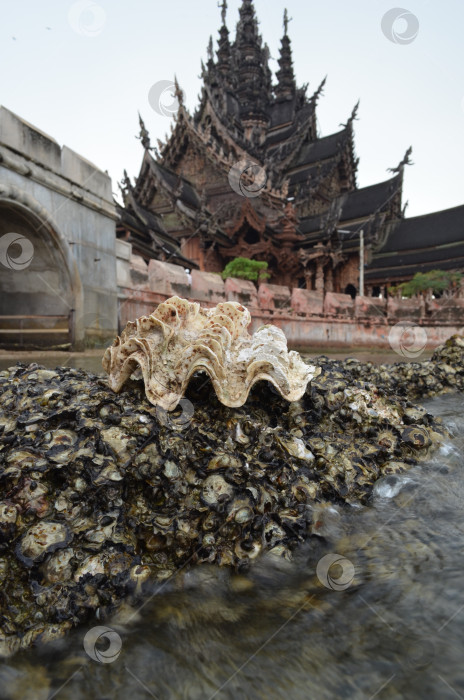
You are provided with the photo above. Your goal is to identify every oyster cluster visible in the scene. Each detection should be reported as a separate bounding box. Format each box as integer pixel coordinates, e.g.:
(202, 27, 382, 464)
(2, 334, 462, 655)
(337, 335, 464, 401)
(102, 296, 319, 410)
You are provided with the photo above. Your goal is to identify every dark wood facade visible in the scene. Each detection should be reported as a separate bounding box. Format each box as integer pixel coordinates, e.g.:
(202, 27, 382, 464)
(118, 0, 462, 296)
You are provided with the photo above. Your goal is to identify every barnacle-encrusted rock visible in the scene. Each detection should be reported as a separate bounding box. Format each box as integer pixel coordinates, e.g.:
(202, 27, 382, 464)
(102, 296, 319, 410)
(1, 335, 464, 656)
(16, 522, 71, 566)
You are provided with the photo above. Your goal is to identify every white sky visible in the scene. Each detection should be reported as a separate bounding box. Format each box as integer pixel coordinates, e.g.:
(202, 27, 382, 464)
(1, 0, 463, 217)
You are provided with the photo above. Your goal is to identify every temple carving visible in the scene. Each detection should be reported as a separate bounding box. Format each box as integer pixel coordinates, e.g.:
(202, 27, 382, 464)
(117, 0, 453, 299)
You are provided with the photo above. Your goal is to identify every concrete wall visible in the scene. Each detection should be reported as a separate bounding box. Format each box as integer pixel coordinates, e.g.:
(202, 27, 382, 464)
(225, 277, 258, 308)
(116, 258, 464, 350)
(0, 106, 117, 348)
(258, 283, 291, 311)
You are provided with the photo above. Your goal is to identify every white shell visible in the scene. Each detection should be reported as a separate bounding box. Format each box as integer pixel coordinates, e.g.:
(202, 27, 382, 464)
(102, 296, 320, 411)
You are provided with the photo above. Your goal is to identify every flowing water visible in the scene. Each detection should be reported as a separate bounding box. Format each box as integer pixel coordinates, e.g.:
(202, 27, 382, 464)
(0, 347, 434, 375)
(0, 392, 463, 700)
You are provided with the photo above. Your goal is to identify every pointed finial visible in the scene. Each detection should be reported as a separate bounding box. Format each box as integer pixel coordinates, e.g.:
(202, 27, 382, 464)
(120, 169, 131, 192)
(136, 112, 151, 150)
(207, 35, 214, 61)
(351, 99, 360, 122)
(388, 146, 413, 173)
(174, 75, 184, 106)
(218, 0, 227, 25)
(283, 8, 292, 35)
(340, 100, 359, 128)
(403, 145, 413, 166)
(314, 76, 327, 101)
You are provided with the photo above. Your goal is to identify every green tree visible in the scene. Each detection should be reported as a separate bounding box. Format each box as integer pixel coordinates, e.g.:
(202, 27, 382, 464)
(389, 270, 462, 298)
(222, 257, 270, 282)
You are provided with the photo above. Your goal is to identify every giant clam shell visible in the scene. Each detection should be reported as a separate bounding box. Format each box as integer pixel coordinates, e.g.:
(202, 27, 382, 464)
(102, 296, 320, 410)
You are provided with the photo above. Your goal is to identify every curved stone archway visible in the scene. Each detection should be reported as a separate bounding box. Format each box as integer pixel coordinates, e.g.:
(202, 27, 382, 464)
(0, 192, 84, 348)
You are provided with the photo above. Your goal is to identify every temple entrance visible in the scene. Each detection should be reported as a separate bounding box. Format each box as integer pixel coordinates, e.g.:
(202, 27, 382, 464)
(0, 201, 76, 348)
(243, 227, 261, 245)
(344, 283, 357, 300)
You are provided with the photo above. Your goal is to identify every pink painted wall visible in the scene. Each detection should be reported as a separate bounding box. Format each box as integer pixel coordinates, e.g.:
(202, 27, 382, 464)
(116, 257, 464, 349)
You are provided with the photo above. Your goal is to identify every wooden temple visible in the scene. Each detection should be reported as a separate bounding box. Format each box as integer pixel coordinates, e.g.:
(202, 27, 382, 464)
(117, 0, 462, 297)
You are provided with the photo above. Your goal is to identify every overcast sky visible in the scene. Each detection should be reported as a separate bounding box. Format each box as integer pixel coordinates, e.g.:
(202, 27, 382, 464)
(1, 0, 463, 217)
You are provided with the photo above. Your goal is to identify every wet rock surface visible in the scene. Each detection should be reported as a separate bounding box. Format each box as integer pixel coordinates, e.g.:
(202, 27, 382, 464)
(0, 336, 463, 656)
(332, 335, 464, 401)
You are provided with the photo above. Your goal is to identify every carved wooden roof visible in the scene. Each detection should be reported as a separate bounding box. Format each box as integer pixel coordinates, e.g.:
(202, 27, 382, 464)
(365, 203, 464, 283)
(121, 0, 414, 276)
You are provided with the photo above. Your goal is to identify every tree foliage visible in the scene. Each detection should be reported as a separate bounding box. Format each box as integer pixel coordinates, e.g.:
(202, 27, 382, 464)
(221, 257, 270, 282)
(389, 270, 462, 297)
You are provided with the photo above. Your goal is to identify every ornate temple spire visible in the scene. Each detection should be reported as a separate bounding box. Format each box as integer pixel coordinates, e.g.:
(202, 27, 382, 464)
(234, 0, 271, 124)
(136, 113, 151, 150)
(263, 43, 273, 102)
(235, 0, 261, 58)
(275, 9, 296, 101)
(284, 7, 291, 35)
(219, 0, 227, 26)
(216, 0, 233, 86)
(207, 35, 214, 66)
